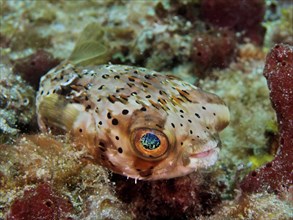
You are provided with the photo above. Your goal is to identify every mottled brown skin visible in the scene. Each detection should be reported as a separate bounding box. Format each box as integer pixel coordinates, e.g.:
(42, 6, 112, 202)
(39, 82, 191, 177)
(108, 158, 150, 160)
(241, 44, 293, 193)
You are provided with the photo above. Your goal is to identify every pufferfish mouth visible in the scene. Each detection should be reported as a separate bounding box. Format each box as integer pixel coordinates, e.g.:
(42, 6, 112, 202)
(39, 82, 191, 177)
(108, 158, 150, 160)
(189, 148, 217, 158)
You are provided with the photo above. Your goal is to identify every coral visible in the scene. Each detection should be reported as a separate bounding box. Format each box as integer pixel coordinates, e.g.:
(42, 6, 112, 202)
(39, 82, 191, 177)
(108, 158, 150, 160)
(0, 63, 36, 143)
(200, 0, 266, 45)
(208, 192, 293, 219)
(237, 43, 266, 61)
(112, 172, 221, 219)
(191, 28, 236, 76)
(13, 50, 60, 89)
(271, 7, 293, 45)
(199, 53, 276, 198)
(1, 1, 292, 219)
(155, 1, 200, 22)
(6, 183, 74, 220)
(78, 165, 131, 220)
(0, 134, 84, 188)
(0, 134, 131, 219)
(130, 10, 194, 71)
(240, 44, 293, 193)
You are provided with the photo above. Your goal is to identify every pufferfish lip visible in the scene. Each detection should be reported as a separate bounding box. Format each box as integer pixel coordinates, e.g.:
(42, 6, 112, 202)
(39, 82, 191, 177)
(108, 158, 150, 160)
(189, 148, 217, 158)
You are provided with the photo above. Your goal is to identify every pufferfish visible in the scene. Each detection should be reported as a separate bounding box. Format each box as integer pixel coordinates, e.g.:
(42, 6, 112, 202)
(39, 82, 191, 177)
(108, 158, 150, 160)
(36, 24, 230, 180)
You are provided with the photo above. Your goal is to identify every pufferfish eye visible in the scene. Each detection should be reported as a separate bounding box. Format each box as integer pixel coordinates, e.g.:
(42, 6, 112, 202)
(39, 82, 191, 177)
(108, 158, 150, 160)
(131, 128, 169, 160)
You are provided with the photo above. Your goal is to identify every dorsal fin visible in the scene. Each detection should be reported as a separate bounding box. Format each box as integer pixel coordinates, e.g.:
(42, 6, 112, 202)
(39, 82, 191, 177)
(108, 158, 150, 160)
(69, 23, 110, 65)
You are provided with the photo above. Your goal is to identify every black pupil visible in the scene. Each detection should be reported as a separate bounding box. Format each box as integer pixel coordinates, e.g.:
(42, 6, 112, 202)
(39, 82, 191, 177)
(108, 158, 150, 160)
(140, 133, 161, 150)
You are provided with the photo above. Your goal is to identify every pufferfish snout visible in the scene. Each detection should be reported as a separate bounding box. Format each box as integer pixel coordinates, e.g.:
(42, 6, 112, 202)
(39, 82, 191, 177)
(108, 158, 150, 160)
(36, 63, 229, 180)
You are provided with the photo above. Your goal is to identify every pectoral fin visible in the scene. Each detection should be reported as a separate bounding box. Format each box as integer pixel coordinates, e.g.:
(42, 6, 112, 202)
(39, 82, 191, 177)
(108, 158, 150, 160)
(38, 94, 79, 132)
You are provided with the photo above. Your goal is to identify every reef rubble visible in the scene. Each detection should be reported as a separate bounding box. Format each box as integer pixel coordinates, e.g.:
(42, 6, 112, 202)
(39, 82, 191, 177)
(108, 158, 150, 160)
(1, 1, 292, 219)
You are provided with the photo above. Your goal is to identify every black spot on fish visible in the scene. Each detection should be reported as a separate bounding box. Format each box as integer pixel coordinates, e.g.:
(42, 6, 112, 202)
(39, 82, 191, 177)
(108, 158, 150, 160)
(195, 113, 200, 118)
(122, 109, 129, 115)
(99, 147, 106, 152)
(86, 105, 91, 110)
(182, 90, 189, 95)
(127, 83, 134, 88)
(128, 76, 135, 82)
(107, 95, 116, 103)
(99, 141, 106, 148)
(98, 85, 105, 90)
(112, 118, 119, 125)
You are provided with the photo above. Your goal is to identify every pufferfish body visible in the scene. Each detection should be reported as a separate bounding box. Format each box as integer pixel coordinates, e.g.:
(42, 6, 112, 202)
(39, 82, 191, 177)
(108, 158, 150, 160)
(36, 62, 229, 180)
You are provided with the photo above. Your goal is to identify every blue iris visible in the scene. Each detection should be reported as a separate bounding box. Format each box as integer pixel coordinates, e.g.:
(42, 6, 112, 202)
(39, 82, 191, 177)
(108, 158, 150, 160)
(140, 133, 161, 150)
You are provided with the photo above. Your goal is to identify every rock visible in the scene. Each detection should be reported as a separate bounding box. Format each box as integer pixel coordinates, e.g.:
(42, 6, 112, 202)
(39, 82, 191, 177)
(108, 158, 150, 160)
(6, 183, 74, 220)
(240, 44, 293, 193)
(200, 0, 266, 45)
